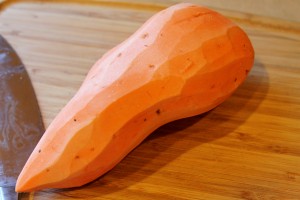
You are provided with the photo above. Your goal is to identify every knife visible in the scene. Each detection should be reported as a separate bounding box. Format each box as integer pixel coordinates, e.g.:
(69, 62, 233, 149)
(0, 35, 44, 199)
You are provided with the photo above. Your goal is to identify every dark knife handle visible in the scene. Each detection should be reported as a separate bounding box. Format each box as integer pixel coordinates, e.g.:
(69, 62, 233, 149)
(17, 192, 30, 200)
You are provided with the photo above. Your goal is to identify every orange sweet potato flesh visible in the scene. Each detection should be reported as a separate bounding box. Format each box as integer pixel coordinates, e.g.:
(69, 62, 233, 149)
(16, 3, 254, 192)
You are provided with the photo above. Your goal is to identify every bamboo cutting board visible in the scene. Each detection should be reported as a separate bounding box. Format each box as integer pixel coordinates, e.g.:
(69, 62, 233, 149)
(0, 1, 300, 199)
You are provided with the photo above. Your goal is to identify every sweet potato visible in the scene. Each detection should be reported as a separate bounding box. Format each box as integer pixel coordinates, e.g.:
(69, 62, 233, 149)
(16, 3, 254, 191)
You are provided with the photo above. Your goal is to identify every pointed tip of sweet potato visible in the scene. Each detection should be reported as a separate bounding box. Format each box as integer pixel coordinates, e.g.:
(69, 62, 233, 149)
(16, 175, 41, 192)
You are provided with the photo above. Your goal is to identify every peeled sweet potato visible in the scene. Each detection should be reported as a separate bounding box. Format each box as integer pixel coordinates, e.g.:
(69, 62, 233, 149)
(16, 3, 254, 191)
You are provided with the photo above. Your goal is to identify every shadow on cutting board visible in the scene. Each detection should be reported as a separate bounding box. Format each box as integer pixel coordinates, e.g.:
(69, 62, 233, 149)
(36, 60, 269, 199)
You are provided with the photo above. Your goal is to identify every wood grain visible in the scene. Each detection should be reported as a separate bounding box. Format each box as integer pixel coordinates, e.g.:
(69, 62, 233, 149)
(0, 1, 299, 199)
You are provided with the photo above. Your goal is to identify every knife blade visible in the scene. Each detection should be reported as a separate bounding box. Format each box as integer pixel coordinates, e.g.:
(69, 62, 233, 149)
(0, 35, 44, 199)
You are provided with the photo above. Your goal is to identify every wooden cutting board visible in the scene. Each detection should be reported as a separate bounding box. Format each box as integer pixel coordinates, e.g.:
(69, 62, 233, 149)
(0, 1, 300, 199)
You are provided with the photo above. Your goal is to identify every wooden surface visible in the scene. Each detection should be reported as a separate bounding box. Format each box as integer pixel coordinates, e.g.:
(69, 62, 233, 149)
(0, 0, 300, 199)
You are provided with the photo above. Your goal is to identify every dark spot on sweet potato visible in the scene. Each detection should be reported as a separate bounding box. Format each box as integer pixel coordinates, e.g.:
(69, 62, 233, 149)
(117, 53, 122, 57)
(141, 33, 149, 39)
(156, 109, 161, 115)
(193, 12, 203, 17)
(144, 118, 147, 122)
(75, 155, 80, 159)
(73, 118, 77, 122)
(234, 77, 237, 82)
(38, 149, 41, 153)
(91, 75, 96, 79)
(149, 64, 155, 68)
